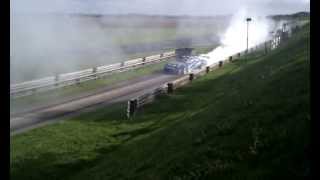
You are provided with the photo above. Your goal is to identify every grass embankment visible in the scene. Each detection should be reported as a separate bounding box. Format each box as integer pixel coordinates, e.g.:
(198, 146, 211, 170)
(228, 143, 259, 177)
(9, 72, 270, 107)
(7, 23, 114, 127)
(11, 24, 310, 179)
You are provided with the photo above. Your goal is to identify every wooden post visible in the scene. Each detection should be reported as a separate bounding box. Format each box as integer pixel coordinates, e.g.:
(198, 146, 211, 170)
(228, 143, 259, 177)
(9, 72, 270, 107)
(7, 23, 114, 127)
(269, 40, 272, 50)
(238, 53, 241, 58)
(229, 56, 233, 62)
(142, 57, 146, 65)
(127, 99, 138, 119)
(55, 74, 59, 81)
(206, 66, 210, 74)
(167, 83, 174, 94)
(189, 73, 194, 81)
(219, 61, 223, 67)
(92, 67, 98, 78)
(92, 67, 97, 73)
(265, 42, 268, 54)
(54, 74, 59, 86)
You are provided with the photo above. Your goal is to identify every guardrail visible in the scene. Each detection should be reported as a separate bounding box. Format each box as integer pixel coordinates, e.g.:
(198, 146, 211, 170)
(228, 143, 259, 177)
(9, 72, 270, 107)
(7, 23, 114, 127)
(11, 51, 176, 98)
(126, 40, 277, 118)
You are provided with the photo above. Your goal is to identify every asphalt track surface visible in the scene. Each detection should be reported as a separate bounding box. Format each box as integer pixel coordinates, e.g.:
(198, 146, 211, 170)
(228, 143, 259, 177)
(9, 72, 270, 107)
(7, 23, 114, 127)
(11, 73, 180, 135)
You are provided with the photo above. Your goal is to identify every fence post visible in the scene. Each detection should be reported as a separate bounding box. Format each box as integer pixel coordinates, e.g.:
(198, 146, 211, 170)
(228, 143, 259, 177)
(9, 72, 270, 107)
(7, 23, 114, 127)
(189, 73, 194, 81)
(229, 56, 233, 62)
(92, 67, 97, 73)
(92, 67, 98, 78)
(238, 53, 241, 58)
(167, 83, 174, 94)
(55, 74, 59, 81)
(206, 66, 210, 74)
(142, 57, 146, 65)
(219, 61, 223, 67)
(127, 99, 138, 119)
(54, 74, 59, 86)
(269, 40, 272, 51)
(264, 42, 268, 54)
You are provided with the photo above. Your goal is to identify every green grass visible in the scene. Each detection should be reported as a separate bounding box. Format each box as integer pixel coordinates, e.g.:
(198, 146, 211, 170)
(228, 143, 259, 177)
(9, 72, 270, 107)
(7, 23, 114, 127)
(11, 24, 310, 180)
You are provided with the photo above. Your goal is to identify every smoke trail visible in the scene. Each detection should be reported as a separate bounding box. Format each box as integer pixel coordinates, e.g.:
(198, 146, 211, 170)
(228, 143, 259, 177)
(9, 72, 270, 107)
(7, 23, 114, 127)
(202, 8, 273, 65)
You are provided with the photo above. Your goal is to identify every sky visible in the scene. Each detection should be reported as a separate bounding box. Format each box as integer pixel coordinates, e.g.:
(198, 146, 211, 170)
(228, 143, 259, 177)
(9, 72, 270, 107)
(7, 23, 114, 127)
(11, 0, 310, 16)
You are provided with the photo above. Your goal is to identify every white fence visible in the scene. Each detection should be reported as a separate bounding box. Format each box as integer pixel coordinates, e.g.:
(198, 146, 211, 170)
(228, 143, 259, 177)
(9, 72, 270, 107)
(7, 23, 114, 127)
(10, 51, 176, 98)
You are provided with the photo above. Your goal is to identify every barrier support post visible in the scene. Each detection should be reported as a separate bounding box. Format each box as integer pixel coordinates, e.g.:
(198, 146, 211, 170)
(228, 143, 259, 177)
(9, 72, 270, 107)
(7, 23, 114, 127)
(219, 61, 223, 67)
(92, 67, 98, 78)
(55, 74, 59, 82)
(206, 66, 210, 74)
(189, 73, 194, 81)
(142, 57, 146, 65)
(167, 83, 174, 94)
(127, 99, 138, 119)
(265, 42, 268, 54)
(54, 74, 59, 86)
(92, 67, 97, 73)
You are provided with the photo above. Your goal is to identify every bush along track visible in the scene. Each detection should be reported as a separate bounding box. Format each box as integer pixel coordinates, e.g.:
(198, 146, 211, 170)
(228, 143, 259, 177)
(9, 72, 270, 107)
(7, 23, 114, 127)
(11, 24, 310, 180)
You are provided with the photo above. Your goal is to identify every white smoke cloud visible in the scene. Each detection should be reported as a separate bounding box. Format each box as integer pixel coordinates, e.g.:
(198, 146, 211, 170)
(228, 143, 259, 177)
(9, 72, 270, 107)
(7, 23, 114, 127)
(10, 13, 127, 83)
(11, 0, 307, 82)
(203, 8, 273, 65)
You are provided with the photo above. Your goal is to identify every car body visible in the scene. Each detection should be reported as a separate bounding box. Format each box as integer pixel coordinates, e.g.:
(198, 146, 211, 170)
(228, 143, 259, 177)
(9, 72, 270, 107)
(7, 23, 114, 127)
(164, 56, 208, 75)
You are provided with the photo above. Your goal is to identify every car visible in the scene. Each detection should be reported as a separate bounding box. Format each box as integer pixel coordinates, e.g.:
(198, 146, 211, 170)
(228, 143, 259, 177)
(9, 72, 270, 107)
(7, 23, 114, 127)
(164, 55, 208, 75)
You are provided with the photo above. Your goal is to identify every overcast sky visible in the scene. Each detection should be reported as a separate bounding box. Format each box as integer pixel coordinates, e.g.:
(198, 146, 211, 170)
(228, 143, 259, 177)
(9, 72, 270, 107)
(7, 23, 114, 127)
(12, 0, 310, 16)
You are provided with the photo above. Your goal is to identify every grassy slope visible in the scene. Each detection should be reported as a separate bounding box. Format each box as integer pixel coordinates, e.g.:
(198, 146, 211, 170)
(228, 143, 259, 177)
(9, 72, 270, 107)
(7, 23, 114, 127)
(11, 24, 310, 180)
